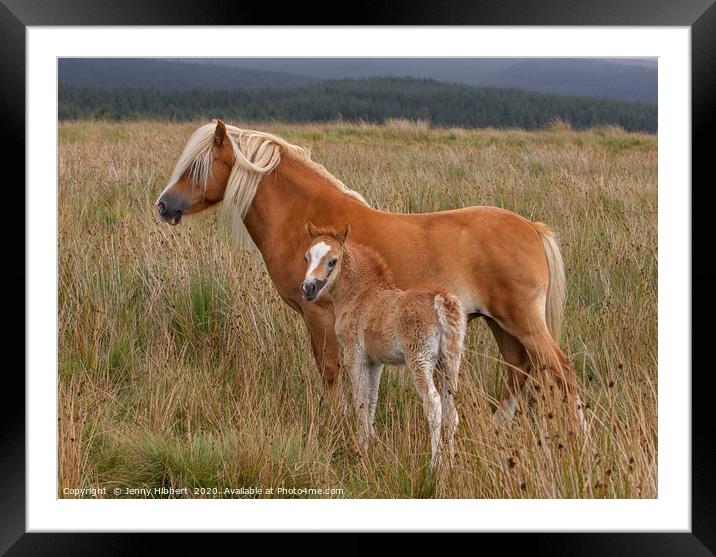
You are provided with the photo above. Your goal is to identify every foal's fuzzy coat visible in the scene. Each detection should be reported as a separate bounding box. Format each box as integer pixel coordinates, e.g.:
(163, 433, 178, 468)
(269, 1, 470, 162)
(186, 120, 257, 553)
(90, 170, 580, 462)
(300, 223, 467, 467)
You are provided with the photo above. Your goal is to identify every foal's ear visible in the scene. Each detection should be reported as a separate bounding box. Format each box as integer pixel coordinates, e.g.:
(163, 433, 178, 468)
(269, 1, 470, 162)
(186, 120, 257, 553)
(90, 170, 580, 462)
(305, 221, 320, 238)
(214, 119, 227, 147)
(336, 224, 351, 243)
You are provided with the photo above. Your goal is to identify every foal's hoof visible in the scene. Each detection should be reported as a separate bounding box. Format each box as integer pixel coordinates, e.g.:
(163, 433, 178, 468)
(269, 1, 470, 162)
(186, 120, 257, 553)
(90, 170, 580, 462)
(430, 452, 450, 474)
(324, 395, 350, 418)
(576, 397, 589, 433)
(491, 408, 513, 430)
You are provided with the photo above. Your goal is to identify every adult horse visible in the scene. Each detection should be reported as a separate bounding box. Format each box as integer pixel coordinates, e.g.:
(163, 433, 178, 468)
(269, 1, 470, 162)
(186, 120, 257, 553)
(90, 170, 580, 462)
(156, 120, 579, 424)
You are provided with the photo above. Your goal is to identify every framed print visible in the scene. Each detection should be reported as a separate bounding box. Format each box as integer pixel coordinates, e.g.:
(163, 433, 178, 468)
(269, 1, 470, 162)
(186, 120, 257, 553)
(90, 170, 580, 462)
(5, 0, 715, 553)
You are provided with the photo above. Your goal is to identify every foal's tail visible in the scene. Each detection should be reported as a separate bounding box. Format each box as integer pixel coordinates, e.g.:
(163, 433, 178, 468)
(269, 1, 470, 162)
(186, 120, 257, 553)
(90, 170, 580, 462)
(434, 292, 467, 389)
(532, 221, 567, 341)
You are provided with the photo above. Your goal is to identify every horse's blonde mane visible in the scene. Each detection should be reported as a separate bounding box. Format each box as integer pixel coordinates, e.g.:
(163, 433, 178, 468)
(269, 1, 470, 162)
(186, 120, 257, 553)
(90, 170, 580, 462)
(167, 122, 368, 237)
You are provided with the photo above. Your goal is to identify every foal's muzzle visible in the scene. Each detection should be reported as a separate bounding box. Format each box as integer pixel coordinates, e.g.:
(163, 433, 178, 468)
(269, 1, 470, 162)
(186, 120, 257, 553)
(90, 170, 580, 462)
(300, 279, 326, 302)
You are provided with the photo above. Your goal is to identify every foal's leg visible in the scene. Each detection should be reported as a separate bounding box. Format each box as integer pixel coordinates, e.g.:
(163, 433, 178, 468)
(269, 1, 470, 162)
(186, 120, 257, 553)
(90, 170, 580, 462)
(486, 319, 531, 427)
(407, 352, 443, 468)
(366, 362, 384, 438)
(440, 364, 460, 466)
(344, 347, 371, 454)
(438, 362, 459, 466)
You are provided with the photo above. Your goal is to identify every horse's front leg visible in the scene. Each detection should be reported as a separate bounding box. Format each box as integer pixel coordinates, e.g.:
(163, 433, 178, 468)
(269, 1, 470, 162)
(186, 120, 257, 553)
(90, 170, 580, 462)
(301, 302, 344, 409)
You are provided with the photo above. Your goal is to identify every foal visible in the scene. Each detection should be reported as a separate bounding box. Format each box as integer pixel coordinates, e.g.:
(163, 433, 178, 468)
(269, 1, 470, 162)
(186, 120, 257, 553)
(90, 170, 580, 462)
(300, 222, 467, 467)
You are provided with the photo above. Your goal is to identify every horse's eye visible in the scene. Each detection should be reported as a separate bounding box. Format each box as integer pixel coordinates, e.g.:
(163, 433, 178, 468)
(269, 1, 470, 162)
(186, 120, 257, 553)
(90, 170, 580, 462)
(304, 254, 308, 262)
(328, 258, 337, 268)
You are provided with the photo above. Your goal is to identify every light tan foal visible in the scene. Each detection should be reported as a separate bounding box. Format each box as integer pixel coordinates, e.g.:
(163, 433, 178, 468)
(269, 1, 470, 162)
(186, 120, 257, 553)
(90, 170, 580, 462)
(300, 223, 467, 468)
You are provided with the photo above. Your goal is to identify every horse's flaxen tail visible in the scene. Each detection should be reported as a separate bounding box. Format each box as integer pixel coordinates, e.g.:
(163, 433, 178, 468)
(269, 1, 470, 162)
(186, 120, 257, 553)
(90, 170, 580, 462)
(434, 292, 467, 391)
(532, 221, 567, 341)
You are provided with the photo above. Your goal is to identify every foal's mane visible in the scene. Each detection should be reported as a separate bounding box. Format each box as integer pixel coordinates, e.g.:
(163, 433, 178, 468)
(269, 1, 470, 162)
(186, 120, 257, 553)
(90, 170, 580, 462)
(167, 122, 369, 233)
(347, 241, 395, 286)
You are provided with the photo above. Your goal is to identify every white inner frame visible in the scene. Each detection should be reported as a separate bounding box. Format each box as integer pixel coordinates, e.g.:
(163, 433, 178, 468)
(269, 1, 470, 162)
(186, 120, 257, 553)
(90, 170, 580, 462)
(27, 26, 690, 532)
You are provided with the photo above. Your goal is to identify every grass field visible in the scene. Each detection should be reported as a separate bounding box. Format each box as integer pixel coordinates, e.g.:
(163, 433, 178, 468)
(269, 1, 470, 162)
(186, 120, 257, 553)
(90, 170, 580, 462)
(58, 119, 657, 499)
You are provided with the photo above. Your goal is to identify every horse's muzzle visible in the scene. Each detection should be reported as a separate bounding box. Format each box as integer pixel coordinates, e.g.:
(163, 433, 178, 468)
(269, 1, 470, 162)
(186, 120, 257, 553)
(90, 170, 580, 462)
(300, 279, 326, 302)
(156, 192, 188, 225)
(157, 202, 182, 225)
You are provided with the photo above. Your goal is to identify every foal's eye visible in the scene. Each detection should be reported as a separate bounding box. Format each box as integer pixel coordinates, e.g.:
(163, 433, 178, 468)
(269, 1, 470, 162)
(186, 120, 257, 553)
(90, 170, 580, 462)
(304, 254, 308, 263)
(328, 258, 337, 268)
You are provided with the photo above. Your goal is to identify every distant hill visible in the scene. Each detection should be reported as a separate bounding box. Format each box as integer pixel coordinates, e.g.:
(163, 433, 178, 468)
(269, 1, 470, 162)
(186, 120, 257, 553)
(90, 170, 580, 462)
(58, 59, 318, 90)
(175, 58, 658, 103)
(59, 58, 657, 103)
(58, 77, 657, 132)
(496, 59, 657, 102)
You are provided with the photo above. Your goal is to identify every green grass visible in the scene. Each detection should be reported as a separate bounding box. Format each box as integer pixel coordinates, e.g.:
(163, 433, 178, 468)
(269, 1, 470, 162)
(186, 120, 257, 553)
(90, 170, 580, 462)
(58, 120, 657, 499)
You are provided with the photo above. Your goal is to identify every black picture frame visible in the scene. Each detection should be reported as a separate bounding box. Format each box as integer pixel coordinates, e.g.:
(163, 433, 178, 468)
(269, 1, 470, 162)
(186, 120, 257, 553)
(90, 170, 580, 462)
(4, 0, 714, 554)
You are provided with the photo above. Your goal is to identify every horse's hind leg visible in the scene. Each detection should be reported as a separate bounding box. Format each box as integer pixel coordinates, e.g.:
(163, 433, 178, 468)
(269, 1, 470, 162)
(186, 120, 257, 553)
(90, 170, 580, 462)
(486, 319, 531, 427)
(496, 307, 581, 427)
(523, 330, 585, 430)
(520, 327, 576, 403)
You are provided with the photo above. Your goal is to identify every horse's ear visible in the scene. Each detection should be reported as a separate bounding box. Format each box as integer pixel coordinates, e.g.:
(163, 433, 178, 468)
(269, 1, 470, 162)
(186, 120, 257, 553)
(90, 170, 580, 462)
(305, 221, 319, 238)
(336, 224, 351, 243)
(214, 119, 227, 147)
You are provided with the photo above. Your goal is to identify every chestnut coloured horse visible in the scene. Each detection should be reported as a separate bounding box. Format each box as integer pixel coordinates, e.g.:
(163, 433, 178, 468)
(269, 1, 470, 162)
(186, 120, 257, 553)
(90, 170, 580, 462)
(300, 223, 467, 467)
(156, 120, 581, 425)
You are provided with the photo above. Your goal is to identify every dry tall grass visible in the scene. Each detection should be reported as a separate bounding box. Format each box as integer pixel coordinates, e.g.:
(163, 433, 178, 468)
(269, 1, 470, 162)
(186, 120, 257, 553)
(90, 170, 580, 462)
(58, 120, 657, 499)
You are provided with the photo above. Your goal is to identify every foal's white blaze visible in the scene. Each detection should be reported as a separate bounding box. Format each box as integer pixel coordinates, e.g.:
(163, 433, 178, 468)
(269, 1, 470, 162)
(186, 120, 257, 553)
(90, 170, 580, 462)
(306, 241, 331, 277)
